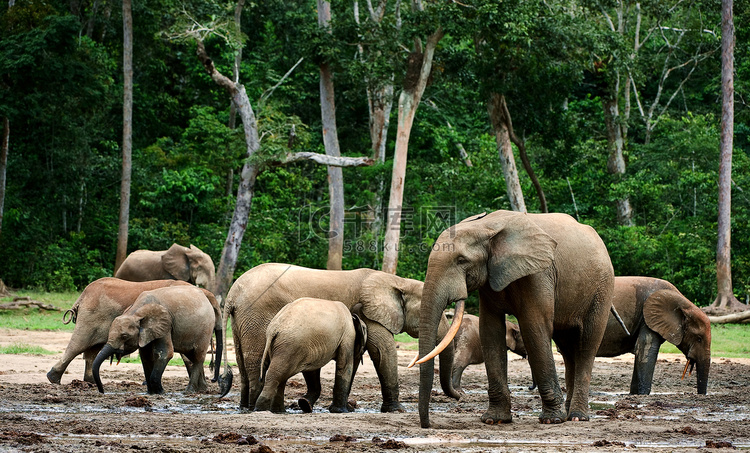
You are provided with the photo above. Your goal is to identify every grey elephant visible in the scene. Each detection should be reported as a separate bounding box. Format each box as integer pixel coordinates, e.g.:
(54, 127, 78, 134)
(256, 297, 368, 413)
(451, 314, 527, 394)
(223, 263, 460, 413)
(597, 276, 711, 395)
(414, 210, 614, 427)
(115, 244, 216, 290)
(47, 277, 193, 385)
(92, 285, 222, 394)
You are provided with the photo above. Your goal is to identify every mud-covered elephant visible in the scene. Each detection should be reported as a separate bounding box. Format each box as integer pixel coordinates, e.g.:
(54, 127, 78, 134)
(115, 244, 216, 290)
(451, 314, 527, 394)
(597, 276, 711, 395)
(256, 297, 368, 413)
(224, 263, 460, 412)
(47, 278, 193, 384)
(92, 285, 222, 394)
(414, 210, 614, 427)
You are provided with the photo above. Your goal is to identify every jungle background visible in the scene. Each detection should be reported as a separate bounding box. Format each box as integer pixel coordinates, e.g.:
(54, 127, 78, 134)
(0, 0, 748, 311)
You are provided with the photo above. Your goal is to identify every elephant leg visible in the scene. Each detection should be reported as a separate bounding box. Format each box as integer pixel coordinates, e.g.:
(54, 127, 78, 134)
(556, 342, 575, 414)
(48, 332, 101, 384)
(630, 328, 663, 395)
(330, 354, 354, 413)
(451, 363, 468, 395)
(478, 302, 512, 424)
(256, 361, 288, 414)
(232, 327, 252, 409)
(82, 344, 104, 383)
(515, 309, 565, 424)
(184, 350, 209, 394)
(299, 369, 322, 413)
(145, 339, 173, 394)
(364, 321, 403, 413)
(233, 316, 268, 410)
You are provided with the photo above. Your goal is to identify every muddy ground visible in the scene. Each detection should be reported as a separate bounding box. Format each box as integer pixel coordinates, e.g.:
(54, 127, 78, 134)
(0, 328, 748, 452)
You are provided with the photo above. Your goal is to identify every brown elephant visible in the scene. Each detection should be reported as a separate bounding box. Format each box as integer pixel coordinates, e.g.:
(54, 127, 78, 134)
(92, 285, 222, 394)
(223, 263, 460, 413)
(257, 297, 368, 413)
(47, 277, 193, 385)
(597, 276, 711, 395)
(414, 210, 614, 427)
(115, 244, 215, 290)
(451, 314, 527, 394)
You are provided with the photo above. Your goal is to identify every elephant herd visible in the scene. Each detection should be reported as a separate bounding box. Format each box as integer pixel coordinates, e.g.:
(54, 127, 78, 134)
(47, 210, 712, 428)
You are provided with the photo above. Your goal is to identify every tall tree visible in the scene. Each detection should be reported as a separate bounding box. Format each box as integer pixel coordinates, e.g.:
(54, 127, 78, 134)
(318, 0, 344, 270)
(0, 116, 8, 236)
(382, 2, 443, 274)
(114, 0, 133, 273)
(709, 0, 746, 312)
(487, 93, 526, 212)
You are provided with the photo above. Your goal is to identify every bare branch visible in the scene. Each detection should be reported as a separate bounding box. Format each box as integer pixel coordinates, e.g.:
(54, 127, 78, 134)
(278, 152, 374, 167)
(260, 57, 305, 103)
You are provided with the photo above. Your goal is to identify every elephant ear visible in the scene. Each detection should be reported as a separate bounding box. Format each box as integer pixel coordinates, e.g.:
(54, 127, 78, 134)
(162, 244, 190, 281)
(135, 303, 172, 348)
(643, 289, 685, 346)
(487, 214, 557, 293)
(359, 272, 406, 335)
(352, 313, 368, 362)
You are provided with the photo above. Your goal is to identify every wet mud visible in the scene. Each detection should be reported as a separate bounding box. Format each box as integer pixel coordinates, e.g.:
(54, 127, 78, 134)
(1, 328, 749, 452)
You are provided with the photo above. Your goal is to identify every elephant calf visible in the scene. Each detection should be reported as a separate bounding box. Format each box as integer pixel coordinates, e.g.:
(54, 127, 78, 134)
(596, 276, 711, 394)
(256, 297, 368, 414)
(92, 285, 222, 395)
(451, 314, 527, 394)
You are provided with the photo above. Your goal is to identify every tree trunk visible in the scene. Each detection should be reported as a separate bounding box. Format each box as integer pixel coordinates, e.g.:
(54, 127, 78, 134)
(487, 93, 526, 213)
(710, 0, 746, 312)
(602, 94, 634, 226)
(368, 83, 393, 267)
(0, 116, 8, 236)
(318, 0, 344, 270)
(196, 42, 261, 300)
(382, 29, 443, 274)
(114, 0, 133, 274)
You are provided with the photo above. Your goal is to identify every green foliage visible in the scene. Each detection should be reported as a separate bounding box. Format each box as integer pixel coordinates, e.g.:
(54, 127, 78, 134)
(0, 343, 56, 355)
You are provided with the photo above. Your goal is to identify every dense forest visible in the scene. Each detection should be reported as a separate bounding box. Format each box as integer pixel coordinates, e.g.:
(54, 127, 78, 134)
(0, 0, 748, 309)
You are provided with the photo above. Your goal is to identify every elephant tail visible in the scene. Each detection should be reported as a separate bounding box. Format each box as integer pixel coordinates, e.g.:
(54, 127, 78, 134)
(62, 305, 78, 324)
(260, 335, 274, 384)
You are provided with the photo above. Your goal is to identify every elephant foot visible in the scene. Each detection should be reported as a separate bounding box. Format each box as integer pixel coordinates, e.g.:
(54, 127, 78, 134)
(329, 404, 349, 414)
(481, 409, 512, 425)
(567, 411, 590, 422)
(380, 401, 405, 413)
(47, 369, 62, 384)
(538, 408, 566, 424)
(298, 398, 313, 413)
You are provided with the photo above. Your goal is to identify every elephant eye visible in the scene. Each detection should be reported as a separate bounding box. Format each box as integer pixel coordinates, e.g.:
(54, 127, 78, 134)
(697, 338, 702, 343)
(456, 255, 468, 265)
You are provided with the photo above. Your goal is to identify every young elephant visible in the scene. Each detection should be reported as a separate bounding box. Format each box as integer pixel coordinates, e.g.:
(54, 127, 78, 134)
(451, 314, 527, 394)
(596, 276, 711, 395)
(256, 298, 368, 414)
(92, 285, 222, 394)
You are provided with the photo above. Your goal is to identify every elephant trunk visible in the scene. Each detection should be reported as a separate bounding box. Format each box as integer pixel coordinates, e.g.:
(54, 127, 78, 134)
(696, 358, 710, 395)
(92, 344, 116, 394)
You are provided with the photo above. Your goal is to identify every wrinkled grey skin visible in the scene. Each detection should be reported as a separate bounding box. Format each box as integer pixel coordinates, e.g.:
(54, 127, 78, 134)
(256, 298, 368, 414)
(597, 276, 711, 395)
(92, 286, 222, 394)
(224, 263, 460, 413)
(47, 278, 192, 385)
(418, 211, 614, 427)
(115, 244, 215, 290)
(451, 314, 527, 393)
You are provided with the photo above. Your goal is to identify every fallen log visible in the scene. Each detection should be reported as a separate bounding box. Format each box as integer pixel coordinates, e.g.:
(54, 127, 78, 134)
(0, 297, 61, 311)
(707, 310, 750, 324)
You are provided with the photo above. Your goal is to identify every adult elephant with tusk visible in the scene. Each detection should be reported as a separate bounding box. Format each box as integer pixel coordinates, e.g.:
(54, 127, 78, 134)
(413, 210, 614, 427)
(597, 276, 711, 395)
(223, 263, 460, 413)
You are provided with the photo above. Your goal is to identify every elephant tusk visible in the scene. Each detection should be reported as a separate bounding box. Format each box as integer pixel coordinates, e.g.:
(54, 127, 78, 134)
(681, 359, 692, 380)
(407, 353, 420, 368)
(409, 299, 465, 368)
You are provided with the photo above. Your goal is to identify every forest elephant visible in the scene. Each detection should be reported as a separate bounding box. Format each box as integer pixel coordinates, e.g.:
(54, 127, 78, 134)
(413, 210, 615, 427)
(92, 285, 222, 394)
(47, 277, 193, 385)
(451, 314, 527, 394)
(256, 297, 368, 413)
(596, 276, 711, 395)
(223, 263, 461, 413)
(114, 243, 216, 290)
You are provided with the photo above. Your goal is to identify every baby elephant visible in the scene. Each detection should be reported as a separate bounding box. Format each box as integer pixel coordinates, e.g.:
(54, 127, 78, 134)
(92, 285, 222, 394)
(597, 276, 711, 394)
(256, 297, 368, 414)
(451, 314, 527, 394)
